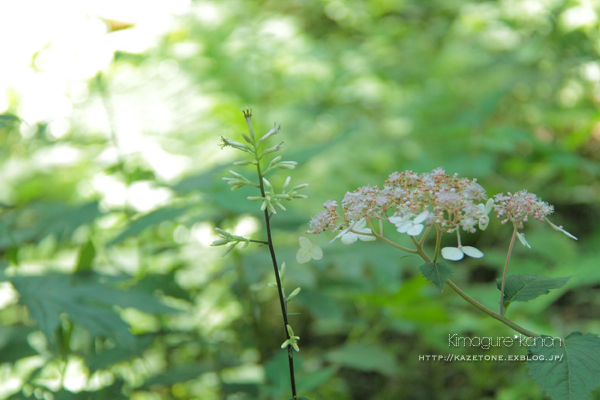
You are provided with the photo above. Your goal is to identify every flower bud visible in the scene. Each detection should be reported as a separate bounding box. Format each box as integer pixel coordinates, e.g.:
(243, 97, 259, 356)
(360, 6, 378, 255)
(211, 238, 229, 246)
(287, 287, 301, 302)
(258, 124, 281, 144)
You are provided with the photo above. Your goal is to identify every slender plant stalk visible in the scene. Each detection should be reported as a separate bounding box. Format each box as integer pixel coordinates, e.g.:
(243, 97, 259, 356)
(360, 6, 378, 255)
(366, 219, 418, 254)
(499, 225, 518, 316)
(255, 145, 297, 399)
(378, 229, 540, 338)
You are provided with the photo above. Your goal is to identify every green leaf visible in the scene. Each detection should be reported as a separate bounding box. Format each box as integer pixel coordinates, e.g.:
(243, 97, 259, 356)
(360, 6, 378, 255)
(130, 270, 192, 302)
(419, 262, 453, 292)
(108, 206, 190, 245)
(527, 332, 600, 400)
(75, 239, 96, 272)
(9, 273, 176, 346)
(0, 326, 37, 363)
(87, 334, 155, 372)
(0, 202, 101, 250)
(496, 274, 570, 304)
(324, 343, 399, 375)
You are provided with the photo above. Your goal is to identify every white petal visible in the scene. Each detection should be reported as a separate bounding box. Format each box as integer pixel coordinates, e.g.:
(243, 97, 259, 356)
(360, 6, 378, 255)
(341, 232, 358, 245)
(353, 218, 367, 231)
(358, 233, 377, 242)
(516, 232, 531, 249)
(310, 244, 323, 260)
(388, 216, 403, 224)
(546, 219, 578, 240)
(396, 223, 411, 233)
(485, 198, 495, 213)
(442, 247, 464, 261)
(462, 246, 484, 258)
(298, 237, 312, 249)
(296, 248, 311, 264)
(406, 224, 424, 236)
(413, 211, 429, 224)
(330, 227, 350, 243)
(559, 228, 578, 240)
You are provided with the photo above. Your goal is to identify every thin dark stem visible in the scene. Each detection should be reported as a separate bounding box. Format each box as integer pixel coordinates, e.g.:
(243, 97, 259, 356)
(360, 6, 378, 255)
(249, 239, 269, 245)
(255, 155, 297, 399)
(499, 225, 518, 316)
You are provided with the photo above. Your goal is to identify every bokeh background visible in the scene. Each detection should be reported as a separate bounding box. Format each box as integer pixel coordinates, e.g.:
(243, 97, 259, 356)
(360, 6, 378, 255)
(1, 0, 599, 399)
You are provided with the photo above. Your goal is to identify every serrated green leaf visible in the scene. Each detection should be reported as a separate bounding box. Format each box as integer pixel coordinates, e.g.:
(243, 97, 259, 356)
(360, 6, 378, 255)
(9, 273, 176, 346)
(324, 343, 399, 375)
(496, 274, 570, 304)
(527, 332, 600, 400)
(419, 262, 453, 292)
(75, 239, 96, 272)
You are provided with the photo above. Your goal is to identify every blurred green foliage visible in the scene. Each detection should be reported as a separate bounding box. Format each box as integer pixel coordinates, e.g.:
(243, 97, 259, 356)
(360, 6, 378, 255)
(1, 0, 600, 399)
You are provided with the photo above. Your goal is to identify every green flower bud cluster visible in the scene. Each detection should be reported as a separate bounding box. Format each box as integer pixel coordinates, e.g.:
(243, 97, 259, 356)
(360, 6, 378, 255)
(247, 177, 308, 214)
(210, 228, 250, 257)
(216, 108, 305, 381)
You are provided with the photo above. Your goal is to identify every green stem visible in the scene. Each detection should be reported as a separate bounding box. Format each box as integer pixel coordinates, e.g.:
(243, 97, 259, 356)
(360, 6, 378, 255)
(366, 219, 418, 254)
(432, 226, 442, 264)
(499, 225, 518, 316)
(253, 132, 297, 400)
(446, 280, 539, 338)
(406, 230, 539, 338)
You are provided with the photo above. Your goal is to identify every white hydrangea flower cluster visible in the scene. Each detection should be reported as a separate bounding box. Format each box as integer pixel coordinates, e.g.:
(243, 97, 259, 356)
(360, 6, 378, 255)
(298, 168, 576, 263)
(493, 190, 577, 247)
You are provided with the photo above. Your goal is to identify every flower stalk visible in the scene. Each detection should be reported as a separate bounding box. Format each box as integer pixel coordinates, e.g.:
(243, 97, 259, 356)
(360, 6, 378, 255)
(217, 108, 307, 400)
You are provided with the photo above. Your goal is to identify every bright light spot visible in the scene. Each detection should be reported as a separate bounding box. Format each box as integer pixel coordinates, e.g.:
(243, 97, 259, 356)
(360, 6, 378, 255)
(48, 118, 71, 139)
(561, 4, 597, 31)
(192, 2, 223, 28)
(128, 181, 173, 212)
(87, 371, 115, 391)
(581, 62, 600, 81)
(0, 92, 8, 113)
(0, 282, 18, 309)
(191, 222, 215, 247)
(91, 173, 128, 208)
(34, 144, 81, 167)
(63, 358, 88, 392)
(233, 215, 260, 237)
(261, 19, 296, 41)
(20, 122, 37, 139)
(159, 59, 180, 80)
